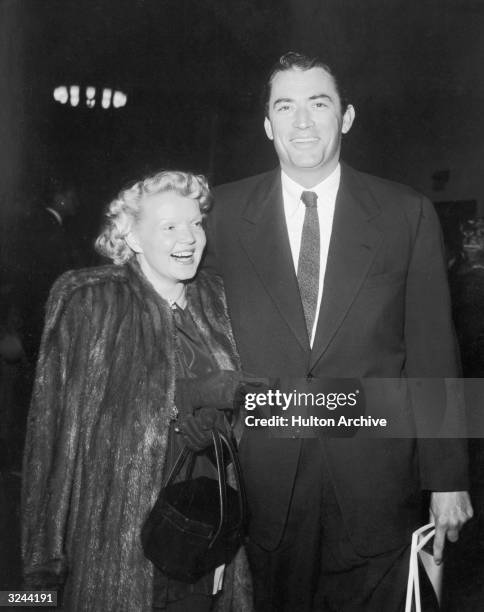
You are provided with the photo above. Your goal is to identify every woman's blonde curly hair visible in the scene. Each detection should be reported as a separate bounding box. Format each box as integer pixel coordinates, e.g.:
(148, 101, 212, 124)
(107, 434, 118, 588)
(95, 170, 212, 264)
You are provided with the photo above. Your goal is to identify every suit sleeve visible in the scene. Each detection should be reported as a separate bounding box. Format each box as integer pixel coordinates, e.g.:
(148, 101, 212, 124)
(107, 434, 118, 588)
(21, 281, 92, 587)
(202, 187, 222, 275)
(404, 196, 469, 491)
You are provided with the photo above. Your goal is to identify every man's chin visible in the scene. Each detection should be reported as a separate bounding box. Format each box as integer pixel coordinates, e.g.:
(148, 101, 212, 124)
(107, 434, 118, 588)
(288, 154, 326, 169)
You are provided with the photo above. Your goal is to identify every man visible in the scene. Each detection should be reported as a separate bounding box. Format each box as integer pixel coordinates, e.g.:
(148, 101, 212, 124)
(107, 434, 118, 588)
(206, 52, 473, 611)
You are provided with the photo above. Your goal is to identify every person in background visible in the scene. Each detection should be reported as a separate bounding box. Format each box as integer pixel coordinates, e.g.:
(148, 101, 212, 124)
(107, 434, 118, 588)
(1, 180, 83, 471)
(22, 170, 253, 612)
(12, 180, 82, 363)
(0, 277, 25, 469)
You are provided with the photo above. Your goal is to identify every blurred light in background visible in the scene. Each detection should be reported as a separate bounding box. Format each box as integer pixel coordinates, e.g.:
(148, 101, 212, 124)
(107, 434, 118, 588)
(69, 85, 80, 107)
(53, 85, 127, 109)
(86, 86, 96, 108)
(53, 86, 69, 104)
(101, 88, 112, 109)
(112, 91, 127, 108)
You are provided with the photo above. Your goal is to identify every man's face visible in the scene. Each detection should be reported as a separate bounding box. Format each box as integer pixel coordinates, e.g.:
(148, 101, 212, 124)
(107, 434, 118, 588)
(264, 67, 355, 184)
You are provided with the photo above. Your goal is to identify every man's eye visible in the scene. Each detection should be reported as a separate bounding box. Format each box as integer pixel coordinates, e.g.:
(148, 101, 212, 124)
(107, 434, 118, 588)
(314, 101, 328, 109)
(276, 104, 291, 113)
(163, 225, 175, 231)
(193, 220, 203, 228)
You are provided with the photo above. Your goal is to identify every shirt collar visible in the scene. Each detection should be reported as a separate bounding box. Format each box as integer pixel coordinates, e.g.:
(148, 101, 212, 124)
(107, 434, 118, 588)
(281, 164, 341, 216)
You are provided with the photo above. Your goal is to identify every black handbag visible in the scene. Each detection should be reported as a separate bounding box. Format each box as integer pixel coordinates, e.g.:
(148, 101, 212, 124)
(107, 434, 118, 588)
(141, 429, 247, 583)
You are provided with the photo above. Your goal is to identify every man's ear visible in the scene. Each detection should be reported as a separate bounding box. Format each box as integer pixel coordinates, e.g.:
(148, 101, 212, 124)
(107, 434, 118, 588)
(264, 117, 274, 140)
(125, 231, 143, 254)
(342, 104, 355, 134)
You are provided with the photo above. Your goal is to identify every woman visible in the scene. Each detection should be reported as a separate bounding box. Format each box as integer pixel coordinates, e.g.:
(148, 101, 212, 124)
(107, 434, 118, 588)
(22, 170, 252, 612)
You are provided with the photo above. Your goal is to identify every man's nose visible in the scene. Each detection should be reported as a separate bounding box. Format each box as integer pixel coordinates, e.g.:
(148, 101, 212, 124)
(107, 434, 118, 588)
(293, 107, 314, 129)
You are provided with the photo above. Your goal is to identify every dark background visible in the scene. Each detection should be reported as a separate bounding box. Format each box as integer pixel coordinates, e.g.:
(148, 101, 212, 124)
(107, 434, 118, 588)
(1, 0, 484, 250)
(1, 0, 484, 608)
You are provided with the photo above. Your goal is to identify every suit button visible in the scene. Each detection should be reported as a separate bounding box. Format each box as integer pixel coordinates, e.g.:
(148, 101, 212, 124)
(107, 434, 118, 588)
(307, 373, 314, 379)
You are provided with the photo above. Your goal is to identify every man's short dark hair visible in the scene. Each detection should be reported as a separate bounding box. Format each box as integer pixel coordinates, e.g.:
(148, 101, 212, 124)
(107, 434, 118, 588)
(262, 51, 349, 116)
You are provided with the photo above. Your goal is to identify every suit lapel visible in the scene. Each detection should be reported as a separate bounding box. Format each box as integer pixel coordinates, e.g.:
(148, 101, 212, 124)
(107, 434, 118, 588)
(310, 165, 383, 370)
(238, 169, 310, 354)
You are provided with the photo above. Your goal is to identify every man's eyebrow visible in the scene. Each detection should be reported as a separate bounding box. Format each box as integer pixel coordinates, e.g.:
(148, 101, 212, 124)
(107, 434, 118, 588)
(272, 97, 293, 107)
(309, 94, 333, 102)
(272, 94, 334, 107)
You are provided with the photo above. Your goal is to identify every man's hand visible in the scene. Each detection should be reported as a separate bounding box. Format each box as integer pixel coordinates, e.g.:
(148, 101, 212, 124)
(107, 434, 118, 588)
(430, 491, 473, 564)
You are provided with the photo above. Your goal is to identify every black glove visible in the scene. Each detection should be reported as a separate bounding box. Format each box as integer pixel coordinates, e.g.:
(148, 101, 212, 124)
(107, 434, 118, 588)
(175, 371, 241, 413)
(175, 407, 228, 452)
(176, 371, 274, 413)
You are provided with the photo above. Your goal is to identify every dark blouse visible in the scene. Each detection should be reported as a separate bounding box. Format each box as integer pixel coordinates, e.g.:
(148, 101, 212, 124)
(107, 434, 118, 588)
(152, 303, 220, 609)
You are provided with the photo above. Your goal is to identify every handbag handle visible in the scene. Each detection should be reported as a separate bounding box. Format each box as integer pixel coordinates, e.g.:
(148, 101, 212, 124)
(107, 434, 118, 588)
(210, 429, 248, 546)
(163, 428, 247, 547)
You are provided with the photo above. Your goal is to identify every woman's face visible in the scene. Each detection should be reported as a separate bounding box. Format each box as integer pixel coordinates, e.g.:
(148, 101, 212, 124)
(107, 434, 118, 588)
(128, 191, 206, 294)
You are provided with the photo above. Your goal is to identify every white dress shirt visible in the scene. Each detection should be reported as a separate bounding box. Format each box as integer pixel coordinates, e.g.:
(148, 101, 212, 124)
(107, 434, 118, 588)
(281, 164, 341, 346)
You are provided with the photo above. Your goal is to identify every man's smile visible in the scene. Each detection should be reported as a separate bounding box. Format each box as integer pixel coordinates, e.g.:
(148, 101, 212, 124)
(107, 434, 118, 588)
(291, 137, 320, 148)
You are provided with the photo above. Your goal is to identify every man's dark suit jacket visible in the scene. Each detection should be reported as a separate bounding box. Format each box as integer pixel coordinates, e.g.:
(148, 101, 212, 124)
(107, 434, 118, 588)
(207, 163, 468, 556)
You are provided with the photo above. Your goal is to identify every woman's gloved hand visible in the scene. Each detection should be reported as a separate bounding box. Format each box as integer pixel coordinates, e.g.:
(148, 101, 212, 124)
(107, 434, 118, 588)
(176, 371, 274, 412)
(175, 407, 227, 452)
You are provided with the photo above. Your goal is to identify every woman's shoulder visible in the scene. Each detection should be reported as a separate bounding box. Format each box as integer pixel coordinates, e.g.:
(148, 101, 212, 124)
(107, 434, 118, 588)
(194, 269, 225, 296)
(44, 265, 133, 325)
(50, 264, 129, 301)
(189, 270, 229, 320)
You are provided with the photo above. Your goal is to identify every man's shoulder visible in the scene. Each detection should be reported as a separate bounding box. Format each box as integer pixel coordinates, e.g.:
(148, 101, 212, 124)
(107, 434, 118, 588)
(214, 168, 278, 199)
(343, 164, 434, 225)
(344, 164, 424, 202)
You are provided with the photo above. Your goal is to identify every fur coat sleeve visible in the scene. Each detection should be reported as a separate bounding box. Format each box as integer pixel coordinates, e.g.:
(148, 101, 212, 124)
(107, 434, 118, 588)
(21, 262, 248, 612)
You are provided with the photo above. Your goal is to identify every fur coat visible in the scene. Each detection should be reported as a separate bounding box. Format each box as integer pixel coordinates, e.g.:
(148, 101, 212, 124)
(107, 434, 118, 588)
(22, 260, 252, 612)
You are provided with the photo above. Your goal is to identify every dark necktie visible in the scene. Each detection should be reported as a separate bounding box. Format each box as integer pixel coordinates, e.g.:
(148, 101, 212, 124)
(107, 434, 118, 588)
(297, 190, 320, 338)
